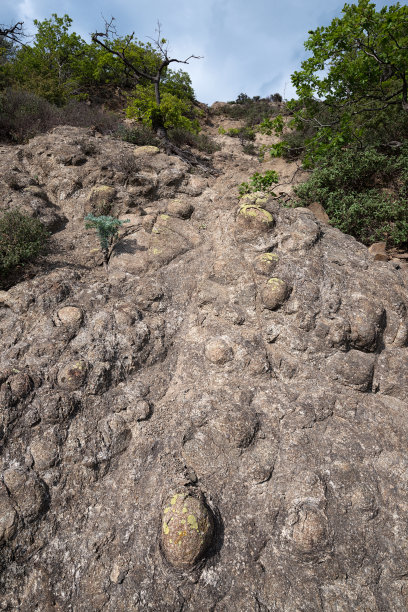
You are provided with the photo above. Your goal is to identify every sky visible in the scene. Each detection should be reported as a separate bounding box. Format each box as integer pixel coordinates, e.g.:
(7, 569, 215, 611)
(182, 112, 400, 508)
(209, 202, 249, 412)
(1, 0, 400, 104)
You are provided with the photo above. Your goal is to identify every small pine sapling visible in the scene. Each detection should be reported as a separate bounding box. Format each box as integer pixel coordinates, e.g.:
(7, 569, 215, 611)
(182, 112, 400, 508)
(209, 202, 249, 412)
(85, 214, 129, 265)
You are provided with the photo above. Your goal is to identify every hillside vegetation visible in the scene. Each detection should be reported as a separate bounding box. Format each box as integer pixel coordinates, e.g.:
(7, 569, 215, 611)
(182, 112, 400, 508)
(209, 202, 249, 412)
(0, 0, 408, 287)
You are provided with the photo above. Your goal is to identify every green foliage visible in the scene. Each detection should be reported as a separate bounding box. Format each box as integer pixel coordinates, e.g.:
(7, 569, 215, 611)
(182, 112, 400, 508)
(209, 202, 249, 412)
(291, 0, 408, 165)
(239, 170, 279, 197)
(258, 142, 286, 161)
(161, 69, 195, 101)
(293, 145, 408, 247)
(125, 84, 200, 132)
(10, 14, 93, 105)
(91, 36, 160, 89)
(85, 214, 129, 253)
(236, 92, 250, 104)
(258, 115, 284, 136)
(0, 210, 49, 278)
(0, 35, 16, 89)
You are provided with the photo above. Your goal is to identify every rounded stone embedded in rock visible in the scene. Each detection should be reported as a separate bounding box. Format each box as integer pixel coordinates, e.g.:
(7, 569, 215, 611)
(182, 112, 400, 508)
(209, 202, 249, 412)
(161, 491, 214, 568)
(291, 505, 328, 554)
(167, 199, 194, 219)
(89, 185, 116, 202)
(205, 338, 233, 364)
(261, 278, 289, 310)
(57, 360, 87, 390)
(30, 434, 58, 470)
(57, 306, 83, 326)
(237, 205, 274, 231)
(88, 185, 116, 215)
(253, 252, 279, 276)
(8, 372, 32, 400)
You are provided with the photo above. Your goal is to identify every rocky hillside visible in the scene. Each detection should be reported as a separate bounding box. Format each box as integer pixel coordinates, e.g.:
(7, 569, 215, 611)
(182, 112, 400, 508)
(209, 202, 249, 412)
(1, 119, 408, 611)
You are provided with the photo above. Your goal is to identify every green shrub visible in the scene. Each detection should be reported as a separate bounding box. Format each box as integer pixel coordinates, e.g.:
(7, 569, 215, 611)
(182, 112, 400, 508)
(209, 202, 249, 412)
(242, 142, 257, 156)
(168, 128, 221, 153)
(258, 115, 284, 136)
(0, 211, 49, 278)
(117, 123, 160, 147)
(213, 98, 281, 126)
(239, 170, 279, 196)
(0, 89, 120, 143)
(0, 88, 57, 142)
(293, 145, 408, 247)
(226, 127, 256, 141)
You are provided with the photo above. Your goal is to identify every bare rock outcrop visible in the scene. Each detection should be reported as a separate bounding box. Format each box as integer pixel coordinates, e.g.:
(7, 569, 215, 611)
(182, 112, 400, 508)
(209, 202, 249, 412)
(0, 126, 408, 610)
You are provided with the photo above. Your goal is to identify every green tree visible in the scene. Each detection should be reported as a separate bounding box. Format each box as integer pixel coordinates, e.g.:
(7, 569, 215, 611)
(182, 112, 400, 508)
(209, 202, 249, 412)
(11, 14, 92, 105)
(291, 0, 408, 164)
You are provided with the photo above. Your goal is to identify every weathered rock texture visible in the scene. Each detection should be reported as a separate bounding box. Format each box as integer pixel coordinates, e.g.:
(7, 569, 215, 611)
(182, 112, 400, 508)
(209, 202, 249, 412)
(1, 125, 408, 610)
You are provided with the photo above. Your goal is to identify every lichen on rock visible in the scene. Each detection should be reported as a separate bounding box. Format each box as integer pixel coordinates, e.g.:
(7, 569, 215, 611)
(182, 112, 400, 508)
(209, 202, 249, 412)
(261, 277, 289, 310)
(253, 252, 279, 276)
(161, 491, 214, 569)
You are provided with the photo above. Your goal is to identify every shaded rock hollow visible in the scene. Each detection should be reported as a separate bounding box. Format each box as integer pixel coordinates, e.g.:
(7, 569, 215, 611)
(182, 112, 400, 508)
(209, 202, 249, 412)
(0, 124, 408, 610)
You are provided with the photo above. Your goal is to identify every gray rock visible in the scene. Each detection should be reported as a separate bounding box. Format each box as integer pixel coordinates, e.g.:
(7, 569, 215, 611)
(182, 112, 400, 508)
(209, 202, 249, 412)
(1, 126, 408, 610)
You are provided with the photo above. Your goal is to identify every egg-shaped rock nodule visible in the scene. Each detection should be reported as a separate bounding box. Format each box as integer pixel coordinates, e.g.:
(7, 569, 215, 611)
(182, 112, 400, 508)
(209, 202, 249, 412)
(167, 199, 194, 219)
(205, 338, 233, 364)
(253, 252, 279, 276)
(57, 306, 83, 326)
(161, 491, 214, 569)
(57, 360, 88, 390)
(237, 205, 274, 232)
(261, 278, 289, 310)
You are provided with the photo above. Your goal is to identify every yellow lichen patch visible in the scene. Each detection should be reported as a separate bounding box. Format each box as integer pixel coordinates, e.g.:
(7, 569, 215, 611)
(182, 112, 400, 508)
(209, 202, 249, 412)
(160, 214, 170, 220)
(162, 521, 169, 535)
(261, 253, 279, 261)
(268, 277, 285, 285)
(239, 204, 274, 224)
(187, 514, 199, 531)
(161, 491, 214, 568)
(151, 247, 162, 255)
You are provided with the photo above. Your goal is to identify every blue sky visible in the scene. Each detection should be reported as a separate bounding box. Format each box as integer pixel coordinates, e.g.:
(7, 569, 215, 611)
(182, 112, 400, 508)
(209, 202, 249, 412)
(1, 0, 399, 104)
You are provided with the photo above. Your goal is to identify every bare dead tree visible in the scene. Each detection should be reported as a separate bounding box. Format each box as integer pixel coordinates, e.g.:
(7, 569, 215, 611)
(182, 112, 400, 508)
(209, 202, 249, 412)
(0, 22, 25, 44)
(91, 20, 213, 171)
